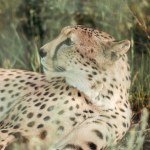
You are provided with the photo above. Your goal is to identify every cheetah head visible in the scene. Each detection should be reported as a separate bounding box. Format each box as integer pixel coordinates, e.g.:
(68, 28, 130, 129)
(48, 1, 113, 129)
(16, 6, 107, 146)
(40, 25, 130, 74)
(39, 25, 130, 99)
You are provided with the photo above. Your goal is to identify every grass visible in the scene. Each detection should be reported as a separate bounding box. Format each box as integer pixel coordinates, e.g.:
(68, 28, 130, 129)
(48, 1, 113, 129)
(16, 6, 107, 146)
(0, 0, 149, 149)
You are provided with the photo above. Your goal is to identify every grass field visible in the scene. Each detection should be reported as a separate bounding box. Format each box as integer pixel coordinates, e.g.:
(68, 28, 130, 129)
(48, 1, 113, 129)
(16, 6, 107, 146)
(0, 0, 150, 149)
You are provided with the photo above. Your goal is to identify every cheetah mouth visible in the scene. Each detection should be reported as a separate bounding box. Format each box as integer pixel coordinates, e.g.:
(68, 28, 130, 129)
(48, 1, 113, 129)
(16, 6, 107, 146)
(40, 58, 50, 72)
(41, 58, 66, 73)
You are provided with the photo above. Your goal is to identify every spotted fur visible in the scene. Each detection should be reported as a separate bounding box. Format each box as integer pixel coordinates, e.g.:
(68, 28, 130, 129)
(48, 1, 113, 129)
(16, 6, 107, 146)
(0, 25, 131, 150)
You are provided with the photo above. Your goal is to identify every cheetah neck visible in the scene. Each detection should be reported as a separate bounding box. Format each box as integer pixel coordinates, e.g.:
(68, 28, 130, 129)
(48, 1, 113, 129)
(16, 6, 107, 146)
(65, 55, 131, 110)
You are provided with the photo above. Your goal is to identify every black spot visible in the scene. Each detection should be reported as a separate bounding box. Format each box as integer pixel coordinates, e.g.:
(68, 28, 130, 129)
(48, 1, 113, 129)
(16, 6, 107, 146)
(60, 86, 64, 90)
(4, 84, 10, 87)
(37, 124, 44, 128)
(99, 115, 110, 119)
(126, 76, 129, 81)
(27, 112, 34, 118)
(93, 129, 103, 139)
(72, 98, 75, 101)
(70, 117, 75, 121)
(78, 92, 81, 97)
(11, 115, 16, 120)
(122, 122, 126, 128)
(16, 76, 21, 78)
(110, 84, 114, 88)
(113, 78, 116, 81)
(68, 92, 72, 96)
(108, 90, 113, 95)
(47, 106, 54, 111)
(115, 112, 119, 115)
(35, 102, 41, 107)
(58, 126, 64, 131)
(89, 110, 94, 113)
(92, 71, 97, 75)
(72, 122, 78, 126)
(111, 115, 116, 118)
(105, 96, 110, 99)
(69, 106, 73, 111)
(64, 144, 83, 150)
(88, 74, 93, 78)
(52, 98, 58, 101)
(33, 99, 38, 103)
(43, 116, 50, 121)
(40, 104, 46, 109)
(13, 83, 18, 87)
(13, 124, 20, 129)
(87, 142, 97, 150)
(4, 78, 9, 81)
(37, 113, 42, 118)
(120, 108, 125, 112)
(103, 78, 106, 82)
(66, 86, 69, 91)
(106, 135, 109, 141)
(36, 92, 42, 96)
(84, 98, 92, 104)
(7, 102, 12, 108)
(0, 90, 5, 93)
(75, 113, 81, 116)
(54, 85, 60, 89)
(43, 92, 49, 96)
(27, 121, 35, 127)
(113, 124, 117, 128)
(22, 110, 27, 114)
(0, 145, 3, 149)
(0, 107, 4, 112)
(49, 93, 55, 97)
(58, 110, 65, 115)
(83, 110, 88, 113)
(115, 85, 118, 89)
(64, 100, 69, 104)
(1, 97, 5, 101)
(59, 91, 64, 95)
(124, 103, 128, 108)
(19, 80, 25, 83)
(33, 77, 38, 80)
(1, 130, 8, 133)
(76, 104, 79, 109)
(106, 122, 112, 128)
(80, 54, 84, 58)
(40, 130, 47, 140)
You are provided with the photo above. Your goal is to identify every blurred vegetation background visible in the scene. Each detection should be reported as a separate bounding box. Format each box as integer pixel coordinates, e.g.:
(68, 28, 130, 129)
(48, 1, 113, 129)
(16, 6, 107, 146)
(0, 0, 150, 114)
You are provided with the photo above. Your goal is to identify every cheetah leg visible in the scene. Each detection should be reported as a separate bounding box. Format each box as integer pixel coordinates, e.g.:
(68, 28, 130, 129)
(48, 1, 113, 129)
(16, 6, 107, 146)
(51, 117, 115, 150)
(0, 134, 15, 150)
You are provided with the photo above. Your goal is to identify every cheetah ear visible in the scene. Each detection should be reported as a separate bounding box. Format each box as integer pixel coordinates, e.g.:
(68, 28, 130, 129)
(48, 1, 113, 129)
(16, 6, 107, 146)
(109, 40, 130, 61)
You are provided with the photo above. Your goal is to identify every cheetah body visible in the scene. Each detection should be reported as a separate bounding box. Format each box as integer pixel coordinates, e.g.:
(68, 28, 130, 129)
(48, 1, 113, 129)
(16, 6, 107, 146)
(0, 25, 131, 150)
(0, 69, 95, 149)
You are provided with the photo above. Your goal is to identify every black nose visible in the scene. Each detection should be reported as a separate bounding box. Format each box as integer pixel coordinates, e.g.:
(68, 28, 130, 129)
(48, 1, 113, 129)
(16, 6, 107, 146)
(39, 48, 47, 58)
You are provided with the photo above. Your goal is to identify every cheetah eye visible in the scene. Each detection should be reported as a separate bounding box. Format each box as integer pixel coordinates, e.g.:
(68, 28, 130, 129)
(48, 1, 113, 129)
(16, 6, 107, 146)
(53, 37, 74, 60)
(65, 37, 73, 46)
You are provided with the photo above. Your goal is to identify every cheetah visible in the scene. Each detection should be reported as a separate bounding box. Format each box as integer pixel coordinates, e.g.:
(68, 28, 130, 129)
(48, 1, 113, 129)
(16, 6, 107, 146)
(0, 25, 131, 150)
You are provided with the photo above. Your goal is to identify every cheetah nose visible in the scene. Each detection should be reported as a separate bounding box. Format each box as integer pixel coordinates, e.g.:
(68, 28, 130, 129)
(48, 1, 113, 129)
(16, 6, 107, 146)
(39, 48, 47, 58)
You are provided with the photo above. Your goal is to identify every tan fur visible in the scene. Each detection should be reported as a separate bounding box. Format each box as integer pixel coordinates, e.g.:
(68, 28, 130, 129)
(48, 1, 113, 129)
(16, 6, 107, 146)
(0, 25, 131, 150)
